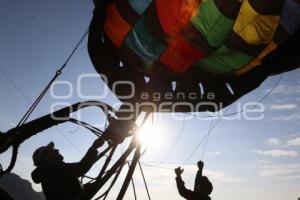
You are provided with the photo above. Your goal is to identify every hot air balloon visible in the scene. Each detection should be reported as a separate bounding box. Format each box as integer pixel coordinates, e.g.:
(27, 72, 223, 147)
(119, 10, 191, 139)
(88, 0, 300, 113)
(1, 1, 300, 199)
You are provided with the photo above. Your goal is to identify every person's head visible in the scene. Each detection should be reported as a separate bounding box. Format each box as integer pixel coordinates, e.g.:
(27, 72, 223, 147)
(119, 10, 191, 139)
(195, 176, 213, 195)
(32, 142, 63, 166)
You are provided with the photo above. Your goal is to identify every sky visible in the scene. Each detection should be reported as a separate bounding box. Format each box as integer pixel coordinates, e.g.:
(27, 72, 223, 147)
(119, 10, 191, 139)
(0, 1, 300, 200)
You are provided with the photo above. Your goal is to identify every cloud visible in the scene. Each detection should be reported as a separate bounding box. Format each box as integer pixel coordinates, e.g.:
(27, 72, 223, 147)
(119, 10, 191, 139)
(207, 151, 222, 156)
(205, 170, 243, 183)
(257, 164, 300, 177)
(9, 122, 16, 127)
(252, 149, 298, 157)
(272, 113, 300, 121)
(286, 137, 300, 147)
(265, 136, 300, 147)
(184, 166, 243, 184)
(269, 104, 298, 111)
(267, 84, 300, 95)
(267, 137, 281, 146)
(140, 164, 243, 184)
(283, 175, 300, 180)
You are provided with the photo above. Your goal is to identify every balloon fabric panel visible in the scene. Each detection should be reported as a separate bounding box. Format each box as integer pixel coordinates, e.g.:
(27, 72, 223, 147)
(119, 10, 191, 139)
(234, 41, 278, 75)
(159, 36, 205, 73)
(198, 45, 254, 74)
(233, 0, 281, 45)
(156, 0, 201, 36)
(89, 0, 300, 113)
(104, 2, 132, 48)
(100, 0, 297, 78)
(191, 0, 237, 48)
(125, 17, 167, 66)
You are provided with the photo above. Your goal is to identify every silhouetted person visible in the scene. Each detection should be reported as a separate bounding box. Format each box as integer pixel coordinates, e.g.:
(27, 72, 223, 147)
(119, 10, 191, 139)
(175, 161, 213, 200)
(31, 138, 105, 200)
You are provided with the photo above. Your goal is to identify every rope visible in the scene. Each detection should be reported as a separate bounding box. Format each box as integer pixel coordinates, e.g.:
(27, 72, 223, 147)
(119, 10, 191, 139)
(97, 145, 117, 179)
(0, 69, 33, 106)
(69, 118, 104, 137)
(138, 161, 151, 200)
(17, 71, 59, 126)
(158, 118, 186, 165)
(184, 74, 283, 163)
(130, 173, 137, 200)
(201, 118, 215, 160)
(94, 164, 125, 200)
(0, 28, 89, 175)
(140, 163, 174, 170)
(82, 175, 97, 183)
(0, 69, 85, 156)
(17, 27, 89, 126)
(0, 145, 19, 177)
(140, 161, 196, 165)
(183, 117, 218, 164)
(140, 161, 204, 170)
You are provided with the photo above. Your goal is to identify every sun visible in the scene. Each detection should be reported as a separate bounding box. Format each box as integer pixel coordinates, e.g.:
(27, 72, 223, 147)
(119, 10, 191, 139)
(137, 121, 164, 149)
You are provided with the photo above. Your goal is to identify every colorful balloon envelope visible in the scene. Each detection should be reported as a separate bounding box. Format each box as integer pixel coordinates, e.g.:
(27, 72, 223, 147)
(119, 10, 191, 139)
(88, 0, 300, 112)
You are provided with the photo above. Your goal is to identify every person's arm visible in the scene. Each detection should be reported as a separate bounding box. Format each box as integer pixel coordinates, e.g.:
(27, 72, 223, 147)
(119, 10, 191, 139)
(176, 175, 192, 199)
(64, 138, 105, 178)
(194, 161, 204, 191)
(175, 167, 192, 199)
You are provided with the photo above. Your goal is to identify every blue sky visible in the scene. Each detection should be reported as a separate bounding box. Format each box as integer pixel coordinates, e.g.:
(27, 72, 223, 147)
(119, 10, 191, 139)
(1, 1, 300, 200)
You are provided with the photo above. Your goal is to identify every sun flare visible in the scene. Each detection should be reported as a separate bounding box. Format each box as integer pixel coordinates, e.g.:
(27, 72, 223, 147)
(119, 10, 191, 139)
(137, 122, 164, 149)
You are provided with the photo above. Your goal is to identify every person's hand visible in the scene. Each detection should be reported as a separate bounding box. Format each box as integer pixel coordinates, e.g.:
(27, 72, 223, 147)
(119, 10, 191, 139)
(197, 160, 204, 170)
(175, 167, 184, 176)
(92, 137, 105, 149)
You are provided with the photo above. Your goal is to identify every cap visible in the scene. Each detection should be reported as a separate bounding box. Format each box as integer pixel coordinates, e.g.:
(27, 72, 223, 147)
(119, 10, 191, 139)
(32, 142, 54, 166)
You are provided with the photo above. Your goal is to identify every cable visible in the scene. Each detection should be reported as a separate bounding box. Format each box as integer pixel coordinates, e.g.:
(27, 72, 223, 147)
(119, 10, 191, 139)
(200, 118, 215, 160)
(131, 175, 137, 200)
(139, 160, 203, 170)
(140, 163, 174, 170)
(94, 163, 125, 200)
(183, 117, 217, 164)
(0, 69, 34, 105)
(0, 69, 84, 155)
(158, 118, 186, 165)
(134, 76, 284, 169)
(5, 25, 88, 123)
(183, 74, 283, 163)
(251, 74, 283, 107)
(0, 27, 91, 168)
(69, 118, 104, 137)
(59, 28, 90, 72)
(138, 161, 151, 200)
(16, 27, 89, 126)
(17, 73, 57, 126)
(140, 161, 196, 165)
